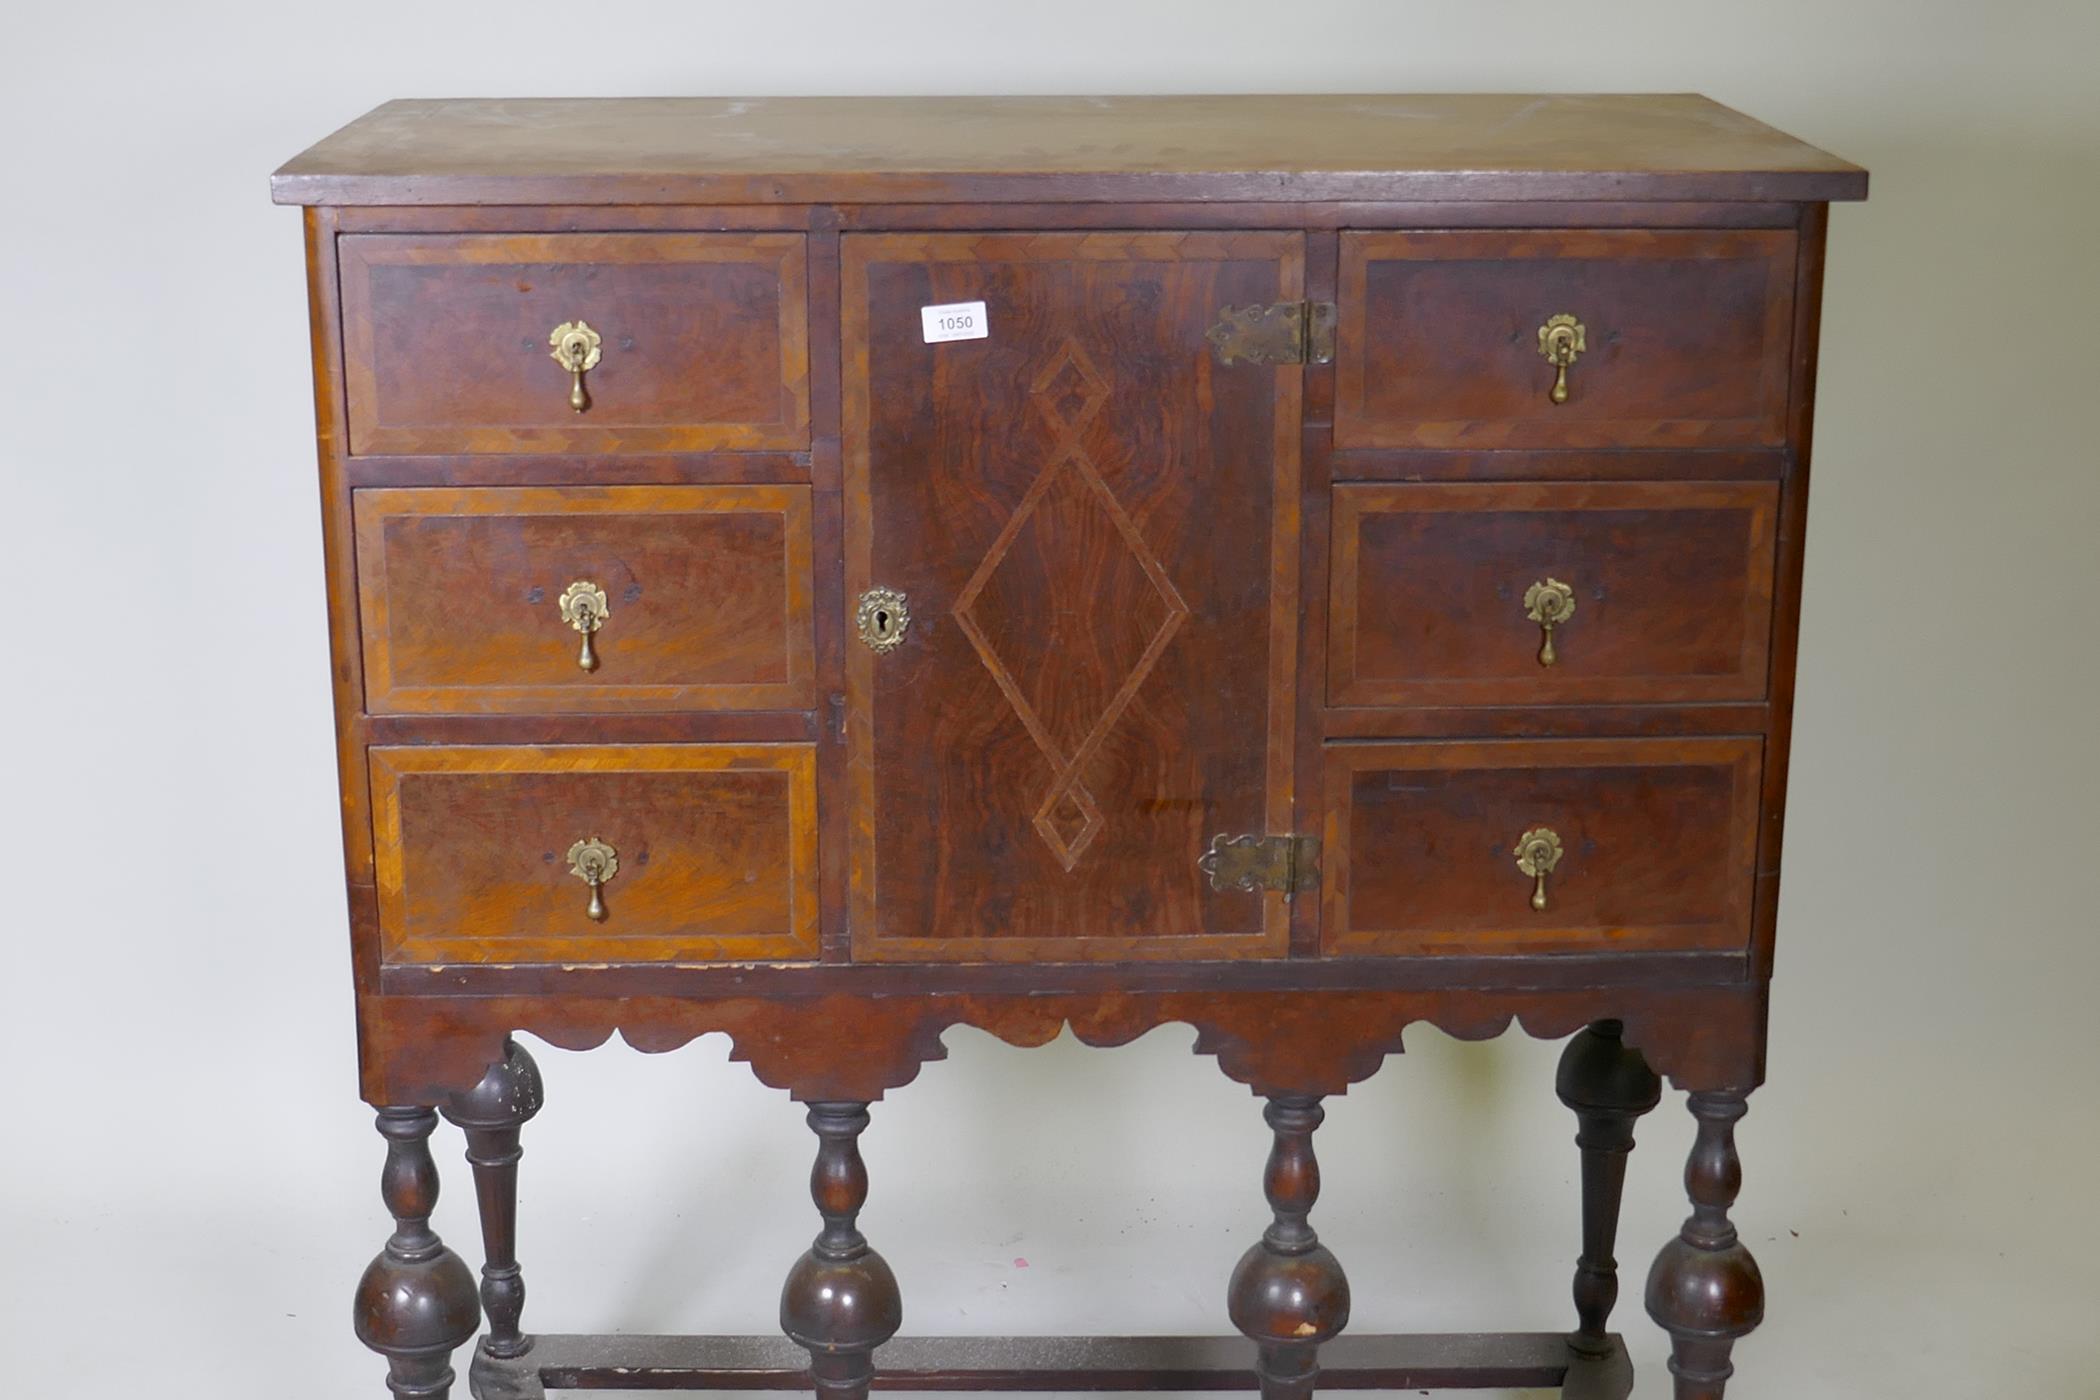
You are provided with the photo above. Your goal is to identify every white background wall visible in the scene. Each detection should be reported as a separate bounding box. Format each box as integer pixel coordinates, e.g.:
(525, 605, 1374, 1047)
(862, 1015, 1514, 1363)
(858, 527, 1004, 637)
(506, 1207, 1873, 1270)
(4, 3, 2096, 1396)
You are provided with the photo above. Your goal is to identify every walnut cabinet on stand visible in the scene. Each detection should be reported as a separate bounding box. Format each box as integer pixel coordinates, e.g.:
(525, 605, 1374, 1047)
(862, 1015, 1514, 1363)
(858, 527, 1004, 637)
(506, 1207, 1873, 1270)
(272, 94, 1866, 1400)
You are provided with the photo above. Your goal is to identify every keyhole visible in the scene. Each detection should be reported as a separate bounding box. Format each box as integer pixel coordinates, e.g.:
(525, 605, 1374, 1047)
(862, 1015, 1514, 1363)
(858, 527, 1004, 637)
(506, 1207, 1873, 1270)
(856, 588, 909, 653)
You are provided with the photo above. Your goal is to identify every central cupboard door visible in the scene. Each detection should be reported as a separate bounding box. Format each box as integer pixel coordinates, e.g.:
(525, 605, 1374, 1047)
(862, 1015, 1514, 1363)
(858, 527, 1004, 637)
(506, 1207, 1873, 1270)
(844, 233, 1303, 961)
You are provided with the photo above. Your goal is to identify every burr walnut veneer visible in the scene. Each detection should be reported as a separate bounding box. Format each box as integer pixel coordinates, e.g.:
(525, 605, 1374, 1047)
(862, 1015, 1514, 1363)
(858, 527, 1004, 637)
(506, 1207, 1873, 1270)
(274, 94, 1865, 1400)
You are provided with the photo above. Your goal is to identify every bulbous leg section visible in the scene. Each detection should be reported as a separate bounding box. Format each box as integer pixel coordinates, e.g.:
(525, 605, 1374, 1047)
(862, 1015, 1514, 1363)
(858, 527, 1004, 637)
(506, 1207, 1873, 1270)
(781, 1247, 904, 1383)
(1556, 1020, 1662, 1357)
(1227, 1096, 1350, 1400)
(1645, 1090, 1764, 1400)
(780, 1102, 901, 1400)
(443, 1037, 546, 1361)
(354, 1107, 480, 1399)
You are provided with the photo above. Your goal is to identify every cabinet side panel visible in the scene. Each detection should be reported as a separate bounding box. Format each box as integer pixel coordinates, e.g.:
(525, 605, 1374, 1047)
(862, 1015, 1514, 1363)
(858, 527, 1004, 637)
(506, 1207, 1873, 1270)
(304, 208, 391, 1102)
(1751, 203, 1831, 980)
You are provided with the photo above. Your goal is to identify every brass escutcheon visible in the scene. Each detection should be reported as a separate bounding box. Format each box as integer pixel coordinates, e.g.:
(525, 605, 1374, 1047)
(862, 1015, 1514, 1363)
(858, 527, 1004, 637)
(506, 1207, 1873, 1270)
(1514, 827, 1564, 912)
(548, 320, 603, 413)
(855, 587, 910, 653)
(1537, 313, 1586, 405)
(558, 580, 610, 672)
(565, 837, 618, 922)
(1523, 578, 1577, 667)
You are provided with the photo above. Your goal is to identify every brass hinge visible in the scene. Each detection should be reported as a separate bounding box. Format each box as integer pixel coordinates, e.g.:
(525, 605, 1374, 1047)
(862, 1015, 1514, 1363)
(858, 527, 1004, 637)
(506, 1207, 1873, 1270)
(1206, 301, 1337, 367)
(1198, 833, 1322, 897)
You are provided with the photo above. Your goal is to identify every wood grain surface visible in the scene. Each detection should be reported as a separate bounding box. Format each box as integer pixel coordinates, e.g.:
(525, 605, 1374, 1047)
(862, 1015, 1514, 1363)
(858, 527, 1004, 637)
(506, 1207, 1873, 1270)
(1328, 482, 1779, 707)
(273, 95, 1866, 206)
(356, 980, 1770, 1105)
(843, 232, 1301, 962)
(339, 232, 808, 454)
(353, 485, 815, 713)
(1335, 229, 1796, 449)
(369, 744, 819, 965)
(1321, 738, 1762, 957)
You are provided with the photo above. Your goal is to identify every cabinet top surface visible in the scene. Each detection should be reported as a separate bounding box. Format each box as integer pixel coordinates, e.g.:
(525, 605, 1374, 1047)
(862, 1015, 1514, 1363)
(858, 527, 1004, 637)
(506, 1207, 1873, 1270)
(271, 93, 1866, 206)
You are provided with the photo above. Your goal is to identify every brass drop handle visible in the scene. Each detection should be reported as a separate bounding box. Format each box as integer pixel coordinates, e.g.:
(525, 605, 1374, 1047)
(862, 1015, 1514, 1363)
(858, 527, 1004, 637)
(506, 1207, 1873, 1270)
(558, 580, 610, 672)
(548, 320, 603, 413)
(1537, 313, 1586, 405)
(1523, 578, 1576, 667)
(1514, 827, 1563, 912)
(566, 837, 618, 922)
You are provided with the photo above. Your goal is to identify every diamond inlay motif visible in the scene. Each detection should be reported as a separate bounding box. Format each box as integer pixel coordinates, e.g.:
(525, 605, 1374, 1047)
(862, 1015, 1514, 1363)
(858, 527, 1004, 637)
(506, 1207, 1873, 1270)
(951, 341, 1190, 871)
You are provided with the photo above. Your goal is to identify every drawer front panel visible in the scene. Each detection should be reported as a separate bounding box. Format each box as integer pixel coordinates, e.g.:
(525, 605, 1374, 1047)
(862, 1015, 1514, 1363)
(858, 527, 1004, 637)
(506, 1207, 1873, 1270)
(1335, 229, 1795, 449)
(1329, 482, 1778, 707)
(353, 485, 815, 714)
(1322, 738, 1761, 956)
(371, 744, 819, 964)
(340, 233, 810, 455)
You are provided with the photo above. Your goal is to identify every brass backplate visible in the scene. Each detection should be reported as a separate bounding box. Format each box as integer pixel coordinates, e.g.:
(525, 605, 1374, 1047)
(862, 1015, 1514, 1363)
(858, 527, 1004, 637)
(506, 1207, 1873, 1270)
(565, 836, 619, 920)
(548, 320, 603, 374)
(1198, 833, 1321, 895)
(1514, 826, 1563, 912)
(1207, 302, 1335, 367)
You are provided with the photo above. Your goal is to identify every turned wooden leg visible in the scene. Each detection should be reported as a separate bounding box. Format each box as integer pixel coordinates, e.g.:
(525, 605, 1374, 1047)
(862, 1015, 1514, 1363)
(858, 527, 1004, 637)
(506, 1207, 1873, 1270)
(1556, 1020, 1662, 1357)
(353, 1107, 480, 1399)
(1646, 1090, 1764, 1399)
(780, 1102, 901, 1400)
(1227, 1095, 1351, 1400)
(442, 1037, 545, 1362)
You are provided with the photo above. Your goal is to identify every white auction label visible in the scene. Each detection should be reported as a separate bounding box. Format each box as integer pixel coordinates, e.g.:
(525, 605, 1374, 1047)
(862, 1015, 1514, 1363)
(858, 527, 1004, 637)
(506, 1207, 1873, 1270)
(920, 301, 989, 344)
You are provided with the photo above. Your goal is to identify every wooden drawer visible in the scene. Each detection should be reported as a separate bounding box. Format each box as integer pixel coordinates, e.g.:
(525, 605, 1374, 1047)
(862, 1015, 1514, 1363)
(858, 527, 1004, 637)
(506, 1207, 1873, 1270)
(1321, 738, 1761, 957)
(1328, 482, 1778, 707)
(339, 233, 809, 455)
(1335, 229, 1795, 449)
(353, 485, 815, 714)
(371, 744, 819, 964)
